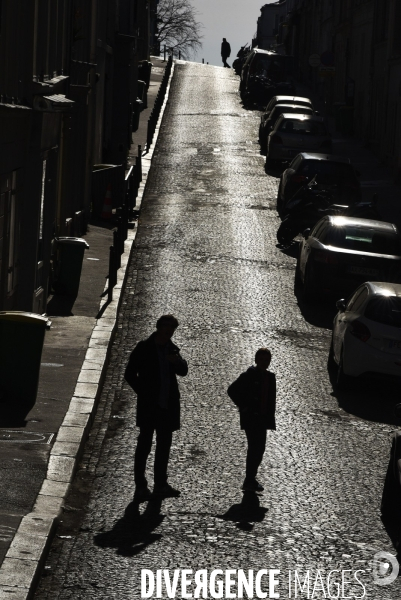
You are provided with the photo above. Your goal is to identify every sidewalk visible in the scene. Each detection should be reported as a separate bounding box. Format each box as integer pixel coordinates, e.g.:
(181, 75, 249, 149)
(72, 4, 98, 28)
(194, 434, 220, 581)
(0, 56, 171, 595)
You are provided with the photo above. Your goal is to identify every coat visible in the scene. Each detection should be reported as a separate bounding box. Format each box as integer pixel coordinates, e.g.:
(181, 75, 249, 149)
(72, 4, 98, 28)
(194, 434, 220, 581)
(124, 333, 188, 431)
(227, 366, 276, 430)
(221, 40, 231, 58)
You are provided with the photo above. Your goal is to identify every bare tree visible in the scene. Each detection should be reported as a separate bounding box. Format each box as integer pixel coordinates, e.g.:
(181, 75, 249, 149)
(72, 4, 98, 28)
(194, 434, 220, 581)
(156, 0, 203, 59)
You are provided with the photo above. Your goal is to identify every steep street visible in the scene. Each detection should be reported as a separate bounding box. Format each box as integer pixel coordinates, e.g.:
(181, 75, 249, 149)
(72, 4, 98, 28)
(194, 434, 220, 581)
(35, 62, 401, 600)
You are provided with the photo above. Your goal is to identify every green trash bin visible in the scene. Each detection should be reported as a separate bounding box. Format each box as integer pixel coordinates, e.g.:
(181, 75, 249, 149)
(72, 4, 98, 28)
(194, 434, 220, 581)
(132, 98, 143, 132)
(137, 80, 147, 109)
(54, 237, 90, 297)
(0, 312, 48, 408)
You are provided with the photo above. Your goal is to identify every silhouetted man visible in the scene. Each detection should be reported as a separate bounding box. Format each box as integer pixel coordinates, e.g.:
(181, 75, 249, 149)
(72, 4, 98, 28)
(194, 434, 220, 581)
(125, 315, 188, 501)
(227, 348, 276, 492)
(221, 38, 231, 68)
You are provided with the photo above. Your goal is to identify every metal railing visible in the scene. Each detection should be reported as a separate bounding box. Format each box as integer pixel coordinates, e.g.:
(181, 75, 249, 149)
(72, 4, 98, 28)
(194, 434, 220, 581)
(146, 56, 173, 150)
(106, 147, 142, 303)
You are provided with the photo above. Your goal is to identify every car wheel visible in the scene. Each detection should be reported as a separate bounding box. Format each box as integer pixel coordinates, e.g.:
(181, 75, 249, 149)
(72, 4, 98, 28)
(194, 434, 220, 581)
(301, 264, 315, 303)
(336, 349, 351, 390)
(276, 182, 283, 211)
(260, 135, 267, 155)
(327, 335, 336, 369)
(294, 252, 302, 286)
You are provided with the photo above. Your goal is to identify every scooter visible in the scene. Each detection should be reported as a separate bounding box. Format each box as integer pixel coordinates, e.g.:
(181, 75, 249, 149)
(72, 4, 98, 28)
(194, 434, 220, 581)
(233, 45, 251, 76)
(276, 179, 381, 245)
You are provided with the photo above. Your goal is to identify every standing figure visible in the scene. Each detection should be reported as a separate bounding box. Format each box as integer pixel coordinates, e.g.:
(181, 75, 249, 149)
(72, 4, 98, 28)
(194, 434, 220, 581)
(227, 348, 276, 492)
(125, 314, 188, 500)
(221, 38, 231, 68)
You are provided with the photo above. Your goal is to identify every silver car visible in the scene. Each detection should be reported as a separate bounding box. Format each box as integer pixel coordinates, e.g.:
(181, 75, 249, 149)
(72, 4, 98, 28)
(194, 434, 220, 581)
(267, 114, 332, 163)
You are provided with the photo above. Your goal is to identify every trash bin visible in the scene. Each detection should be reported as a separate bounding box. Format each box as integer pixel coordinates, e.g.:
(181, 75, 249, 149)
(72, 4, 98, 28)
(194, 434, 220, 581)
(54, 237, 90, 297)
(132, 98, 143, 132)
(137, 80, 147, 109)
(138, 61, 153, 89)
(0, 312, 48, 408)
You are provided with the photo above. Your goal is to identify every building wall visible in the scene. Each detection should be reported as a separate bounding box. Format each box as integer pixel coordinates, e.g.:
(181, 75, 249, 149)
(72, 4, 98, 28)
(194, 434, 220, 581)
(272, 0, 401, 175)
(0, 0, 153, 313)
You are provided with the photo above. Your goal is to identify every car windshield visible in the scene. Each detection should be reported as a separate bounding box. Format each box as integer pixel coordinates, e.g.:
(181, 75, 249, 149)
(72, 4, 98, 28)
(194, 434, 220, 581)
(271, 106, 312, 119)
(300, 161, 355, 183)
(279, 119, 327, 135)
(327, 226, 401, 255)
(365, 296, 401, 327)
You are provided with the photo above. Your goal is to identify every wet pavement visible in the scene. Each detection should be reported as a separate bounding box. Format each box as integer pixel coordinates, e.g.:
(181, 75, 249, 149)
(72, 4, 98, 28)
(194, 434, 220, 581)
(34, 62, 401, 599)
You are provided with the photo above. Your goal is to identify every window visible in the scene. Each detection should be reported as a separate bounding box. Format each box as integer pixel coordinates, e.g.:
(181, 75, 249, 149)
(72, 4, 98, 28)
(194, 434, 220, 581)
(279, 119, 328, 135)
(327, 226, 401, 255)
(365, 296, 401, 327)
(311, 220, 327, 240)
(290, 155, 303, 170)
(346, 286, 368, 312)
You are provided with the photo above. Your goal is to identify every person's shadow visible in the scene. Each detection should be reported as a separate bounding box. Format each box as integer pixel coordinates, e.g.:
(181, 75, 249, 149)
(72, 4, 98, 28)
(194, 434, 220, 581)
(94, 497, 164, 556)
(216, 491, 268, 531)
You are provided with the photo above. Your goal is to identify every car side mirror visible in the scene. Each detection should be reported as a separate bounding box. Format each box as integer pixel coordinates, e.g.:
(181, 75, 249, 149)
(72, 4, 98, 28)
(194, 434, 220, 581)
(336, 299, 346, 312)
(302, 228, 311, 238)
(395, 404, 401, 418)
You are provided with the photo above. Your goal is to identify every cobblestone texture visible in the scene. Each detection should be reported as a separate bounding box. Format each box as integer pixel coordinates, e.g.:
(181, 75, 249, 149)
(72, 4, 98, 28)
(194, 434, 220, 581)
(34, 63, 401, 599)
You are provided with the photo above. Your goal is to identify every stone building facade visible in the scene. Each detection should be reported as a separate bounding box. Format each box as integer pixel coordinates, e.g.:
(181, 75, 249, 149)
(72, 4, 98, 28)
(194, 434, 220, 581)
(0, 0, 155, 313)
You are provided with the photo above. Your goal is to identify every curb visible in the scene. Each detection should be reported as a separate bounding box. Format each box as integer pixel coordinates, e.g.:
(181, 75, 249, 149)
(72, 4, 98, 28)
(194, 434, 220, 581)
(0, 61, 176, 600)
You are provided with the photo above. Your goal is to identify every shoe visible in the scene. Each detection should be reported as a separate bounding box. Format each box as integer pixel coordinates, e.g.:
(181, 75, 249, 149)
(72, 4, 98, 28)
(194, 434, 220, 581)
(242, 479, 264, 492)
(153, 483, 181, 497)
(134, 485, 152, 501)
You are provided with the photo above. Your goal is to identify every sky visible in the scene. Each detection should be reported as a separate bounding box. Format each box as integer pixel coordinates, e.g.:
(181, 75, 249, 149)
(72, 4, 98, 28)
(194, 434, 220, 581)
(193, 0, 276, 67)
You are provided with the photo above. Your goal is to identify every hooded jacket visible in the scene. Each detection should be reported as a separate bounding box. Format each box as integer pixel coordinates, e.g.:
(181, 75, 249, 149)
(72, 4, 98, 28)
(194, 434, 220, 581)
(227, 366, 276, 430)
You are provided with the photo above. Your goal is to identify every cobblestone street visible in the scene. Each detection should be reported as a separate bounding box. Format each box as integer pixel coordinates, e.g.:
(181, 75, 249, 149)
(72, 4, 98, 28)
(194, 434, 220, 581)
(35, 63, 401, 599)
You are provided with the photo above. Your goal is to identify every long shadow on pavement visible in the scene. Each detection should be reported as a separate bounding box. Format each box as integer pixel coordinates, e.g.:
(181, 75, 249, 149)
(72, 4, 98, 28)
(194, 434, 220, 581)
(94, 497, 164, 557)
(216, 491, 268, 531)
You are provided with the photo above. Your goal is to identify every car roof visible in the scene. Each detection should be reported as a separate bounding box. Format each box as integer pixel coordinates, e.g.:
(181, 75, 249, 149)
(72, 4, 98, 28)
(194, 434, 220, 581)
(271, 103, 313, 111)
(271, 95, 312, 104)
(279, 113, 324, 122)
(252, 48, 280, 56)
(327, 215, 398, 232)
(299, 152, 351, 163)
(366, 282, 401, 297)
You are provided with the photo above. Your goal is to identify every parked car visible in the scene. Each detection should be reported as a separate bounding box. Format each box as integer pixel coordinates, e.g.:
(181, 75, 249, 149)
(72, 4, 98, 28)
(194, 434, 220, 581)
(266, 114, 332, 164)
(330, 282, 401, 388)
(297, 216, 401, 301)
(259, 103, 315, 153)
(240, 49, 294, 103)
(277, 153, 361, 212)
(381, 406, 401, 549)
(263, 94, 313, 115)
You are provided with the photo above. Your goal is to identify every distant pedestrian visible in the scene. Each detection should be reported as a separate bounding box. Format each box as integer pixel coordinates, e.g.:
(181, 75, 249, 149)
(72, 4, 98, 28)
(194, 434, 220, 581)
(227, 348, 276, 492)
(125, 315, 188, 501)
(221, 37, 231, 68)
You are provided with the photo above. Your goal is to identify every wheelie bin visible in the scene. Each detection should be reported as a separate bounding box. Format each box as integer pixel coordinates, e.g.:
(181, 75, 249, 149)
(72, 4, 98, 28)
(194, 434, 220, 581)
(0, 312, 48, 407)
(54, 237, 89, 296)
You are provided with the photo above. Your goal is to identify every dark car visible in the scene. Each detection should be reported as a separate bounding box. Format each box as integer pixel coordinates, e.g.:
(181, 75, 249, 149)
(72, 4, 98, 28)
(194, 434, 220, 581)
(277, 153, 361, 211)
(266, 115, 332, 164)
(259, 103, 315, 153)
(240, 49, 294, 103)
(382, 409, 401, 550)
(297, 216, 401, 301)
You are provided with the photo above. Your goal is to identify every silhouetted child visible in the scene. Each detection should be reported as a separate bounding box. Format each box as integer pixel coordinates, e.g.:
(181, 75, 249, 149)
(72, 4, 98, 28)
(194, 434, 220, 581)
(227, 348, 276, 491)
